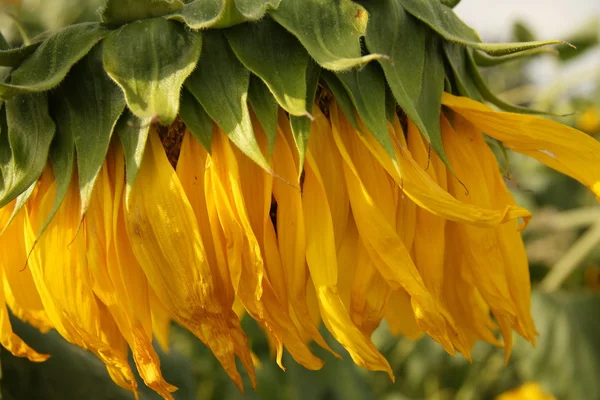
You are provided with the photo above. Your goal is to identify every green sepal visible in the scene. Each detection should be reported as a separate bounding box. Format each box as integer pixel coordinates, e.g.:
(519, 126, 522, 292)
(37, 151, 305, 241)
(102, 18, 202, 125)
(399, 0, 568, 55)
(0, 42, 40, 67)
(443, 42, 482, 100)
(35, 92, 76, 239)
(270, 0, 382, 71)
(101, 0, 185, 25)
(336, 63, 398, 167)
(248, 75, 278, 157)
(384, 87, 397, 124)
(289, 59, 320, 177)
(116, 110, 151, 202)
(0, 93, 55, 208)
(167, 0, 280, 29)
(226, 18, 309, 117)
(58, 44, 126, 218)
(363, 0, 450, 168)
(472, 47, 558, 67)
(465, 49, 550, 115)
(179, 87, 213, 154)
(0, 23, 109, 99)
(185, 30, 271, 172)
(321, 71, 361, 133)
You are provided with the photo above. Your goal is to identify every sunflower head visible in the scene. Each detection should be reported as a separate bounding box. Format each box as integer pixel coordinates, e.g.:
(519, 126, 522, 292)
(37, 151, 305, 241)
(0, 0, 598, 398)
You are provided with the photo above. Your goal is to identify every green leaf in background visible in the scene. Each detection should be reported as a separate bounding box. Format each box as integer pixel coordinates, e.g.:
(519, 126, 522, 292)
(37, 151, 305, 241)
(101, 0, 185, 25)
(59, 45, 126, 218)
(103, 18, 202, 126)
(0, 93, 54, 208)
(167, 0, 280, 29)
(179, 87, 214, 154)
(363, 0, 449, 167)
(321, 71, 361, 132)
(514, 292, 600, 400)
(226, 18, 310, 117)
(336, 63, 398, 167)
(270, 0, 382, 71)
(289, 59, 320, 176)
(443, 42, 483, 100)
(116, 110, 151, 202)
(399, 0, 567, 55)
(0, 23, 108, 98)
(248, 75, 278, 157)
(185, 31, 271, 172)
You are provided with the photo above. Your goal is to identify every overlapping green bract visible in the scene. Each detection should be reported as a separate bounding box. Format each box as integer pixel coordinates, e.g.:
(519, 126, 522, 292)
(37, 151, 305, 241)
(0, 0, 568, 227)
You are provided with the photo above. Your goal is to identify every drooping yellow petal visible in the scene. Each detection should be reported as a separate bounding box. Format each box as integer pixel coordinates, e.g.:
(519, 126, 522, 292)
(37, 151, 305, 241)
(86, 144, 177, 399)
(176, 128, 255, 380)
(0, 266, 48, 362)
(451, 115, 536, 343)
(442, 115, 523, 358)
(303, 107, 393, 378)
(207, 128, 322, 371)
(442, 92, 600, 199)
(331, 102, 455, 354)
(124, 128, 250, 391)
(384, 290, 423, 340)
(0, 202, 52, 333)
(357, 113, 531, 228)
(24, 172, 137, 393)
(270, 112, 338, 356)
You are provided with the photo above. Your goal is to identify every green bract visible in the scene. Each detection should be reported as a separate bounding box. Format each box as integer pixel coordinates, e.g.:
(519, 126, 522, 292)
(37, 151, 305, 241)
(0, 0, 569, 223)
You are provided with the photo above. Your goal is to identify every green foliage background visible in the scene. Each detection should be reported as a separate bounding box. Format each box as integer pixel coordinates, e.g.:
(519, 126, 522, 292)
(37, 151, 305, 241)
(0, 1, 599, 399)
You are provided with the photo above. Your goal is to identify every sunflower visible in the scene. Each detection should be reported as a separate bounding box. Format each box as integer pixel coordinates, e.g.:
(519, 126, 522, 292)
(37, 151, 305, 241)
(1, 0, 599, 398)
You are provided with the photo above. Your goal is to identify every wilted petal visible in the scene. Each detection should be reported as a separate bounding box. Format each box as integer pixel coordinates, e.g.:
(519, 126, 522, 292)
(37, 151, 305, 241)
(443, 93, 600, 199)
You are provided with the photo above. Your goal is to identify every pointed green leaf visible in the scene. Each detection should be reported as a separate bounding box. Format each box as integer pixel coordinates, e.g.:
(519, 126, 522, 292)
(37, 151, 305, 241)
(167, 0, 280, 29)
(0, 23, 109, 99)
(0, 93, 54, 208)
(321, 71, 361, 133)
(179, 87, 213, 154)
(443, 42, 482, 100)
(185, 30, 271, 172)
(226, 18, 309, 117)
(384, 87, 397, 124)
(336, 62, 397, 164)
(101, 0, 184, 25)
(58, 45, 126, 218)
(363, 0, 450, 167)
(0, 42, 40, 67)
(398, 0, 568, 55)
(248, 75, 278, 157)
(116, 110, 151, 201)
(103, 18, 202, 125)
(270, 0, 382, 71)
(289, 60, 320, 176)
(465, 49, 550, 115)
(472, 47, 558, 67)
(34, 93, 76, 238)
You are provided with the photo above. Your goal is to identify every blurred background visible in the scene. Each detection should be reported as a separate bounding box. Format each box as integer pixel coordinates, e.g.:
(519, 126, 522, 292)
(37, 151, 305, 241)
(1, 1, 599, 399)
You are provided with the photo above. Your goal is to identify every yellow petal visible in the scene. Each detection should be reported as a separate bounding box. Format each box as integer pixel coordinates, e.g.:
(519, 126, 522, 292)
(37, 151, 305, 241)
(0, 202, 52, 332)
(124, 128, 249, 390)
(303, 108, 393, 378)
(24, 173, 137, 393)
(331, 102, 455, 354)
(442, 92, 600, 200)
(385, 290, 423, 340)
(207, 128, 322, 371)
(357, 113, 531, 228)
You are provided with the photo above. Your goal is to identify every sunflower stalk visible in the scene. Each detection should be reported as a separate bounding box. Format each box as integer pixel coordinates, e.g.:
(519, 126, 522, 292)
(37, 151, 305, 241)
(0, 0, 598, 398)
